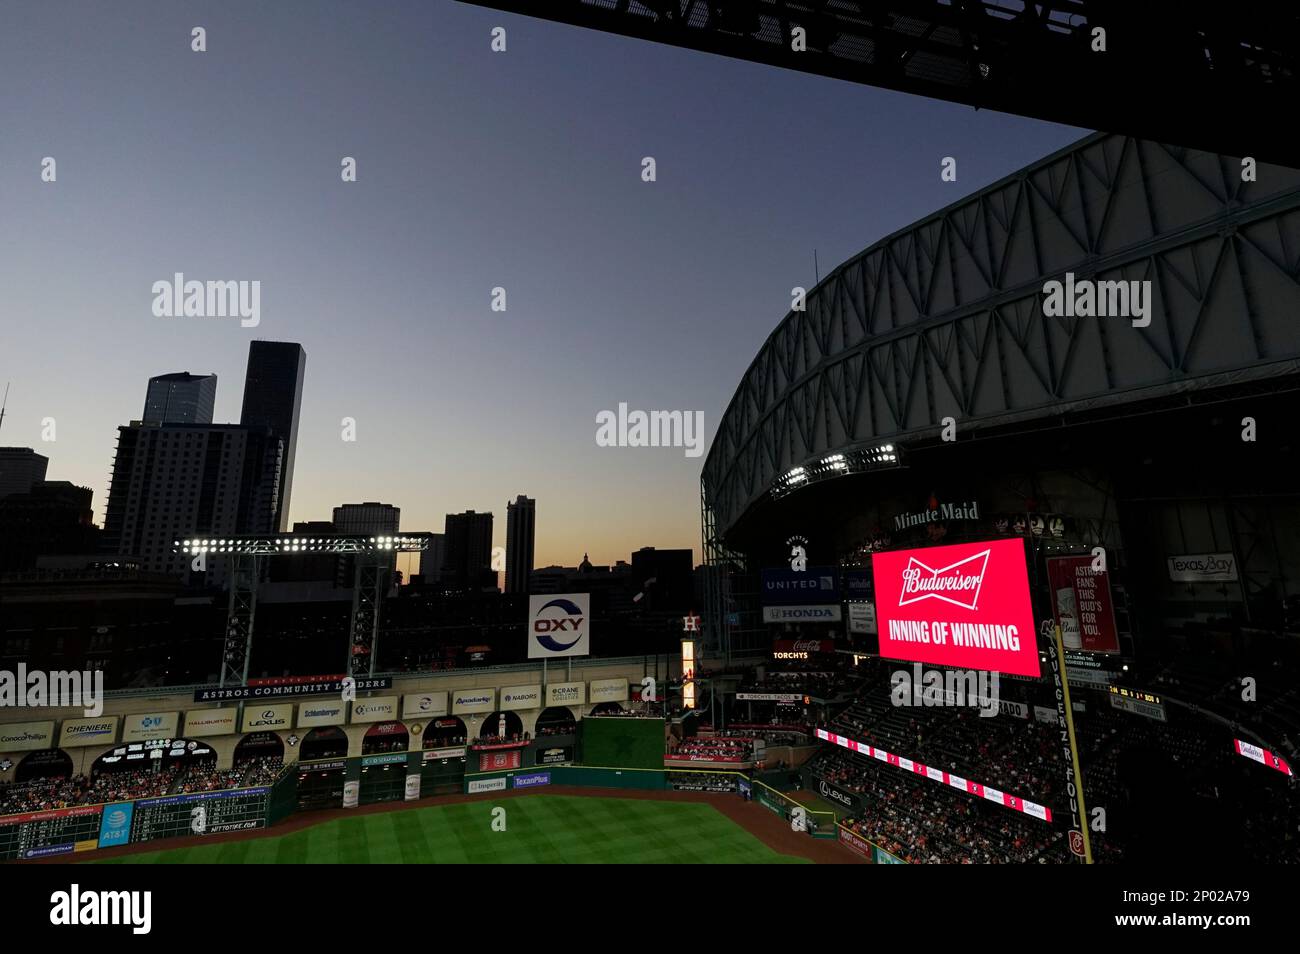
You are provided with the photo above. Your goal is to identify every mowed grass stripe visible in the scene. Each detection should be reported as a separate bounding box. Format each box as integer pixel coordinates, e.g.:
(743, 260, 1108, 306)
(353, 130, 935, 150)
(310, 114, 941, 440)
(92, 795, 811, 864)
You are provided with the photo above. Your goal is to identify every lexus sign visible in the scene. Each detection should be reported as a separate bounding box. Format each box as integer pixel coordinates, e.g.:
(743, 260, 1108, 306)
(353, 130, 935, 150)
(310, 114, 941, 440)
(872, 539, 1039, 677)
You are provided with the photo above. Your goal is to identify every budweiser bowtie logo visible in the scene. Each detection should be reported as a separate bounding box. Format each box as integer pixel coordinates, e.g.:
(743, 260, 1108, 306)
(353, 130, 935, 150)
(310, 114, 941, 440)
(898, 549, 990, 610)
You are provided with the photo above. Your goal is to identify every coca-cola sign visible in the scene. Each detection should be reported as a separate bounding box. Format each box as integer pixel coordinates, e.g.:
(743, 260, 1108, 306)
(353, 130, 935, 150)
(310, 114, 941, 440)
(772, 639, 834, 656)
(873, 539, 1039, 677)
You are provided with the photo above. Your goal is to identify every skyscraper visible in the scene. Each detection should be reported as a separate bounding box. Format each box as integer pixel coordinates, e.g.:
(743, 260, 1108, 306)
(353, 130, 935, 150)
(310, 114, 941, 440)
(0, 447, 49, 500)
(240, 341, 306, 531)
(505, 495, 535, 594)
(101, 422, 283, 582)
(142, 372, 217, 425)
(442, 510, 494, 590)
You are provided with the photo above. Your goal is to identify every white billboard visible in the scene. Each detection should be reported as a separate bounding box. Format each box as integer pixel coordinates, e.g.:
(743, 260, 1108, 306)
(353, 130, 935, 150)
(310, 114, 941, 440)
(500, 685, 542, 711)
(589, 678, 628, 703)
(527, 593, 591, 658)
(122, 711, 180, 743)
(848, 602, 877, 634)
(350, 696, 399, 724)
(402, 692, 449, 719)
(762, 605, 842, 623)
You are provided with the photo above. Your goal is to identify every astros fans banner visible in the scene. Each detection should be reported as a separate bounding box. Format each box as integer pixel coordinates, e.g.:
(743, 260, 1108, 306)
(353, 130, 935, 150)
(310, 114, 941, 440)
(527, 593, 591, 659)
(873, 538, 1039, 677)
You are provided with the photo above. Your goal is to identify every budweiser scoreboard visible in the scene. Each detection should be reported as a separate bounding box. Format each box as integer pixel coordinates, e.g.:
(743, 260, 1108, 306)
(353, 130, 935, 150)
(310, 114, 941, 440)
(872, 539, 1040, 677)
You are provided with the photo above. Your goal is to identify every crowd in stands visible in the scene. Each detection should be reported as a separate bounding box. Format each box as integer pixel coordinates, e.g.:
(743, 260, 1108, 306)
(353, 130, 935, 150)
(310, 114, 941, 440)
(669, 772, 737, 793)
(812, 748, 1063, 863)
(363, 737, 410, 754)
(536, 724, 576, 736)
(473, 732, 528, 745)
(0, 757, 287, 814)
(738, 668, 858, 700)
(666, 737, 754, 762)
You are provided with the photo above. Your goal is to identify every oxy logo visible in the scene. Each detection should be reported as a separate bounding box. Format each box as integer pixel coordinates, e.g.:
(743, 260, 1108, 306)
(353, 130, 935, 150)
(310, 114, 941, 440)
(532, 598, 585, 652)
(50, 885, 151, 934)
(898, 549, 990, 610)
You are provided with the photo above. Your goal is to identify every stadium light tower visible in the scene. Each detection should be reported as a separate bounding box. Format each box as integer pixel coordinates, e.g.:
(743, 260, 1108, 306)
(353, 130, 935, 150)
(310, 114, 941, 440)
(174, 534, 429, 685)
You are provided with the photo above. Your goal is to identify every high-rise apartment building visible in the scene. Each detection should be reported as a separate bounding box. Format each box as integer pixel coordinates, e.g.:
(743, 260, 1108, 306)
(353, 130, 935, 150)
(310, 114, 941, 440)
(101, 423, 283, 582)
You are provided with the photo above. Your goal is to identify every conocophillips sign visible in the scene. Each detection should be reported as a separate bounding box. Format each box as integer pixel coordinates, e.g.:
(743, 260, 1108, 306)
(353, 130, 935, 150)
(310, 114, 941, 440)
(0, 720, 55, 752)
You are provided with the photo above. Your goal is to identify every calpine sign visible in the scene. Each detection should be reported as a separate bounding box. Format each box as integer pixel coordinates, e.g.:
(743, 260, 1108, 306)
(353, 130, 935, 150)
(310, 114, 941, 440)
(872, 539, 1039, 677)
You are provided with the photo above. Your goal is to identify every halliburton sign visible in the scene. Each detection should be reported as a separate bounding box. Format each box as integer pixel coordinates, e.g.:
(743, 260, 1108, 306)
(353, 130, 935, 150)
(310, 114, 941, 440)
(872, 539, 1039, 677)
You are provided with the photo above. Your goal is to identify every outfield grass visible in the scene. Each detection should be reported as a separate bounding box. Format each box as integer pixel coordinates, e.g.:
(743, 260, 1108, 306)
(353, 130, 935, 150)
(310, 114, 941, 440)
(92, 795, 810, 864)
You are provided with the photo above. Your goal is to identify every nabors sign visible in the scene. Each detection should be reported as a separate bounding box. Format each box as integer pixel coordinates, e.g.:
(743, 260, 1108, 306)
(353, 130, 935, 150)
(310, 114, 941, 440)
(873, 539, 1039, 677)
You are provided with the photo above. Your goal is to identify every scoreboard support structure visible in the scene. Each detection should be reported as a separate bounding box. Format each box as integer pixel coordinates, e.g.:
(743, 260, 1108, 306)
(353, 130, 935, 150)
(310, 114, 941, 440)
(174, 534, 428, 686)
(222, 554, 260, 687)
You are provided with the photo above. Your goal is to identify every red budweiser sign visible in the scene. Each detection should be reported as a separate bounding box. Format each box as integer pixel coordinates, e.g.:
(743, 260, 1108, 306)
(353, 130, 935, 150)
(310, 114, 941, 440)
(873, 539, 1039, 677)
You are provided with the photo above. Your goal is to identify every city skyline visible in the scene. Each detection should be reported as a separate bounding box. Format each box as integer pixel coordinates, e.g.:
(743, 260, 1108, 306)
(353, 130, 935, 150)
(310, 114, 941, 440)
(0, 0, 1085, 569)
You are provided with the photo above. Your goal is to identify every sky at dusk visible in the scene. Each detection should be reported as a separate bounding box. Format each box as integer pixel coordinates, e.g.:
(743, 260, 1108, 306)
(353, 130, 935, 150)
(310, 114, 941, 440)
(0, 1, 1087, 572)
